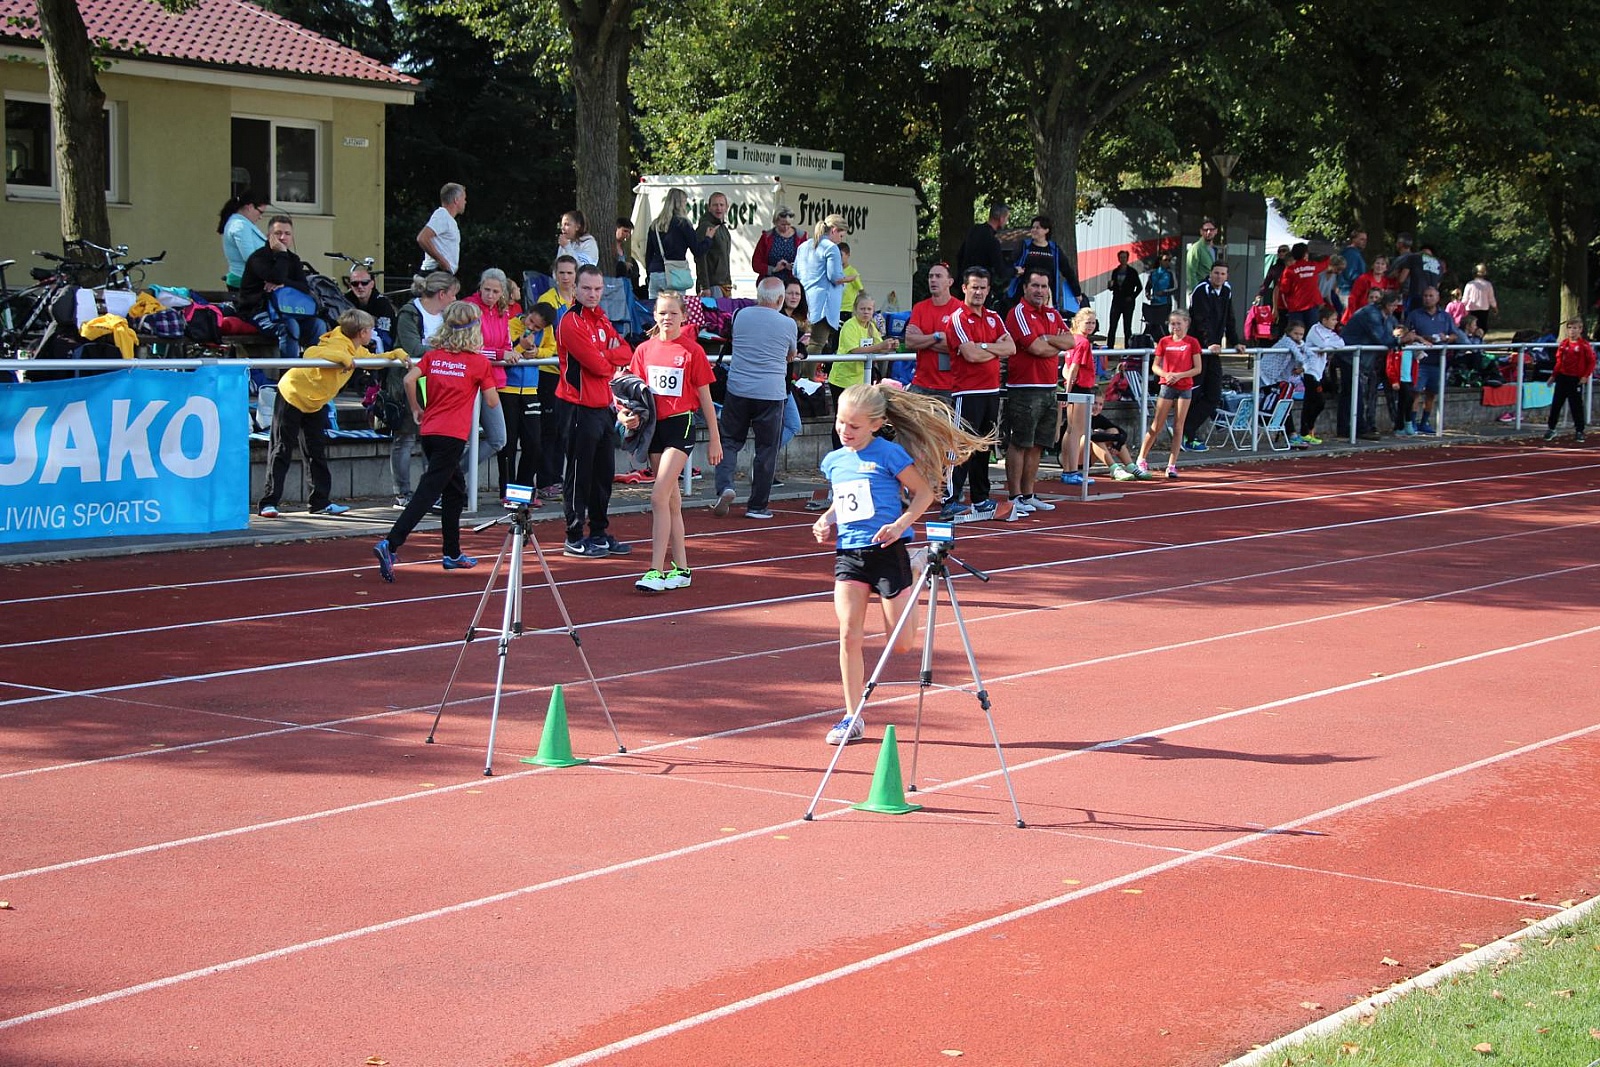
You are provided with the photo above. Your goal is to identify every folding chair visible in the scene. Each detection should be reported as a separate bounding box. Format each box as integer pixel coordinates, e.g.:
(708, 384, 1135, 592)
(1206, 394, 1255, 449)
(1257, 382, 1295, 452)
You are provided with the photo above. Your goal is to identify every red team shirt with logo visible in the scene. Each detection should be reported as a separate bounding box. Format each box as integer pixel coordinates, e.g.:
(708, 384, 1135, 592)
(1063, 333, 1097, 389)
(629, 335, 715, 419)
(417, 348, 497, 440)
(907, 297, 956, 391)
(1153, 334, 1203, 390)
(945, 304, 1007, 395)
(1005, 302, 1068, 388)
(1278, 260, 1325, 313)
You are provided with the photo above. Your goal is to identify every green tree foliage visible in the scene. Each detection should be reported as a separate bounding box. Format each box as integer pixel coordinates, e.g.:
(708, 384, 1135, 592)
(380, 2, 575, 280)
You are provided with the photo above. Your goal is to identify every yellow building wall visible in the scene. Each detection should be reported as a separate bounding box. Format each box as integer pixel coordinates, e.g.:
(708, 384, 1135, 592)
(2, 62, 392, 293)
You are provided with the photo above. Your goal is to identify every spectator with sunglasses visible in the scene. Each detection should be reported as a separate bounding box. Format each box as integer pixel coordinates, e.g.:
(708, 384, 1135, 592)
(345, 268, 396, 349)
(753, 205, 807, 287)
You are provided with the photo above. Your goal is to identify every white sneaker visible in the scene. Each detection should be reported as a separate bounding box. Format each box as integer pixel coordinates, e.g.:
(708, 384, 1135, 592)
(712, 488, 735, 516)
(1022, 494, 1055, 512)
(826, 713, 865, 745)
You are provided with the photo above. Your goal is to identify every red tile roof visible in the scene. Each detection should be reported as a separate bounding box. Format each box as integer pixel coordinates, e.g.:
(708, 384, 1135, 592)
(0, 0, 418, 88)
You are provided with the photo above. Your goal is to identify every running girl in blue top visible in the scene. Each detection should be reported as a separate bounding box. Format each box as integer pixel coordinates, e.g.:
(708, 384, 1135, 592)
(813, 382, 993, 744)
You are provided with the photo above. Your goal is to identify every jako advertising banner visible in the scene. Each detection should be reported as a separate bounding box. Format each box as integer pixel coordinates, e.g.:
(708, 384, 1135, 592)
(0, 367, 249, 544)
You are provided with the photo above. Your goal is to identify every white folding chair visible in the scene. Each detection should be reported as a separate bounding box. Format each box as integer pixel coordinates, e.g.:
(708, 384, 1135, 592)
(1257, 382, 1295, 452)
(1207, 394, 1255, 449)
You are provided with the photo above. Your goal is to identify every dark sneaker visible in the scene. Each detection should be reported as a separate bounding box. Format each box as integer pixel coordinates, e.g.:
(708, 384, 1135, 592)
(745, 507, 775, 519)
(564, 537, 609, 559)
(372, 539, 396, 582)
(1184, 439, 1209, 453)
(538, 482, 563, 500)
(1576, 432, 1587, 444)
(1544, 429, 1558, 442)
(712, 488, 735, 516)
(597, 534, 632, 555)
(441, 554, 478, 570)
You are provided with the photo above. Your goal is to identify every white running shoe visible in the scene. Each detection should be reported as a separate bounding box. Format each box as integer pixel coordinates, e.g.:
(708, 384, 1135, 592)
(826, 714, 865, 745)
(1022, 495, 1055, 512)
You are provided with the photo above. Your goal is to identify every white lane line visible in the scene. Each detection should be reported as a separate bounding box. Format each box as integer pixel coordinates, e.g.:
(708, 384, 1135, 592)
(534, 717, 1600, 1067)
(4, 510, 1596, 789)
(5, 568, 1597, 889)
(4, 453, 1592, 646)
(6, 703, 1597, 1043)
(4, 452, 1594, 660)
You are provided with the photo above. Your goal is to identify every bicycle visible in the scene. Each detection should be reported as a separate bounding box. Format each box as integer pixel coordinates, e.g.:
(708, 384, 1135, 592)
(1, 250, 88, 358)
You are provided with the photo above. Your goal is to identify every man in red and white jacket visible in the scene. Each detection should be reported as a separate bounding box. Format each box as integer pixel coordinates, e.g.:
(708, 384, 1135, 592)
(557, 264, 634, 557)
(942, 266, 1015, 521)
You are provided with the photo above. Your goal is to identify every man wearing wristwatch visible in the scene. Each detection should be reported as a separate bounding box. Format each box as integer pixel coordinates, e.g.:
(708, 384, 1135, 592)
(941, 265, 1014, 521)
(904, 261, 958, 403)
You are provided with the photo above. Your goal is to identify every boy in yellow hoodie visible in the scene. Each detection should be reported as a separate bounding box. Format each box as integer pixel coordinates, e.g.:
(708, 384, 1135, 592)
(258, 308, 409, 517)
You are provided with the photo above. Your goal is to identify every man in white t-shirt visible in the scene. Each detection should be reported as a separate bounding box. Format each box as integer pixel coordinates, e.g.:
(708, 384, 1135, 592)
(417, 182, 466, 275)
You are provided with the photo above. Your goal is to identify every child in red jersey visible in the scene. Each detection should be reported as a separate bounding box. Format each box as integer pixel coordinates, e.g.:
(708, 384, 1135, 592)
(373, 300, 500, 581)
(629, 291, 724, 591)
(1544, 318, 1595, 444)
(1135, 309, 1204, 480)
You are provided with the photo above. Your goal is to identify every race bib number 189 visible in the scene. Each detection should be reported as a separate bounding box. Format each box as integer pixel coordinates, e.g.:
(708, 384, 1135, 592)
(647, 365, 683, 397)
(834, 477, 875, 524)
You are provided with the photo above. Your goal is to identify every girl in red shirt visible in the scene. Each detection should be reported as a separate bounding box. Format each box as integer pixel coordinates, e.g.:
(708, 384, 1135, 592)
(628, 292, 724, 591)
(1135, 309, 1204, 480)
(373, 301, 500, 581)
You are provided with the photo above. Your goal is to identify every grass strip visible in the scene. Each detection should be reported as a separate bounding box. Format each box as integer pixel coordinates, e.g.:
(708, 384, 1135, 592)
(1273, 909, 1600, 1065)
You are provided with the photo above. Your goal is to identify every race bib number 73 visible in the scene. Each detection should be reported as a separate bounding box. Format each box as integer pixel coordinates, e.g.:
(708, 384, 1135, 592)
(834, 477, 875, 524)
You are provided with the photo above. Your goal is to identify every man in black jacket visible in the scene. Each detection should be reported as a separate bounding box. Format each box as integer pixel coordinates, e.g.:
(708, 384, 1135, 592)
(1181, 263, 1244, 449)
(957, 202, 1010, 309)
(1339, 289, 1404, 440)
(240, 215, 322, 359)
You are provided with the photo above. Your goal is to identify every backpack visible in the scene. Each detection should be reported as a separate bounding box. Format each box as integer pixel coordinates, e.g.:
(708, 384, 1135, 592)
(185, 303, 222, 344)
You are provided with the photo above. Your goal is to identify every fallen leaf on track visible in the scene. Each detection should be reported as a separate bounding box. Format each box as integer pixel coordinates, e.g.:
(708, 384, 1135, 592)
(940, 1051, 963, 1058)
(1380, 957, 1400, 966)
(364, 1058, 389, 1066)
(1460, 943, 1480, 950)
(1558, 899, 1577, 908)
(1299, 1001, 1322, 1010)
(1472, 1042, 1493, 1054)
(1519, 893, 1540, 901)
(0, 901, 10, 909)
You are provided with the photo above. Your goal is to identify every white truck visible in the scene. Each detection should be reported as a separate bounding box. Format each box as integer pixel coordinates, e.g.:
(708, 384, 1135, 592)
(630, 173, 920, 310)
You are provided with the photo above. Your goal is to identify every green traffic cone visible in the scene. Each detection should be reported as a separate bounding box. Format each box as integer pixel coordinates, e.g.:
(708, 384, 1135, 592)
(852, 725, 922, 814)
(521, 685, 588, 767)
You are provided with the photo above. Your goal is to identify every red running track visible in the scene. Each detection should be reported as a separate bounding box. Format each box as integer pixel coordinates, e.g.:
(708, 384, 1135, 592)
(2, 444, 1598, 1066)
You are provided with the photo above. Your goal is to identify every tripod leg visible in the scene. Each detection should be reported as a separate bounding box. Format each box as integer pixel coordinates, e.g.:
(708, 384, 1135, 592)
(481, 532, 525, 775)
(803, 554, 935, 820)
(524, 531, 627, 753)
(942, 576, 1027, 828)
(427, 530, 513, 743)
(906, 569, 941, 792)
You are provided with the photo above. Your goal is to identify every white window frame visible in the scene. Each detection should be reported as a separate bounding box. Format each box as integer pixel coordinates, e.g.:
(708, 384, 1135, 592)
(3, 91, 122, 202)
(232, 114, 325, 215)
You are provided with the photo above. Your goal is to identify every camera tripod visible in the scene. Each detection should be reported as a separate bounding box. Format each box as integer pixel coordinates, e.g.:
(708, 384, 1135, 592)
(804, 539, 1026, 827)
(425, 498, 625, 775)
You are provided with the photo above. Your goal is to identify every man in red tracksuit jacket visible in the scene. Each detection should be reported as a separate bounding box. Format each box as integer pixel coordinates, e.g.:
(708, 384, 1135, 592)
(557, 264, 634, 557)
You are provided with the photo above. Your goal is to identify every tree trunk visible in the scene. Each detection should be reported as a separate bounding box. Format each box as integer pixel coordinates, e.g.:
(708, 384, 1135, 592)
(35, 0, 111, 259)
(933, 68, 977, 268)
(563, 0, 633, 237)
(1028, 106, 1082, 262)
(1549, 193, 1592, 326)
